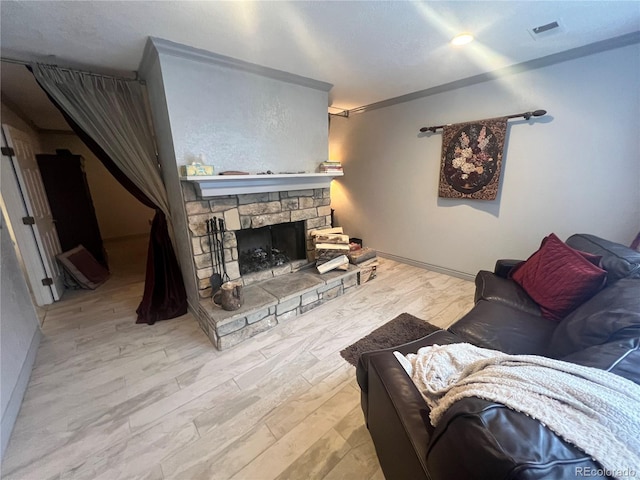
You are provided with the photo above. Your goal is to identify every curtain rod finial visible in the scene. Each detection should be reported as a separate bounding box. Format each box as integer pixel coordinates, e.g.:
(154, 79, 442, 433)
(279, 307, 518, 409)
(525, 109, 547, 120)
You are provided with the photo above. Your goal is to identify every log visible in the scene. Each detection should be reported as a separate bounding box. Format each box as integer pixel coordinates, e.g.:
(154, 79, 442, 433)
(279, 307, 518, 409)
(316, 243, 351, 264)
(315, 243, 350, 251)
(317, 255, 349, 274)
(348, 247, 377, 265)
(313, 234, 350, 245)
(310, 227, 343, 237)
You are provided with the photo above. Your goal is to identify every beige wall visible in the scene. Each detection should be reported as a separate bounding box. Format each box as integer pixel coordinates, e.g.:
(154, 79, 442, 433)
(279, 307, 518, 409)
(0, 109, 42, 458)
(38, 134, 154, 240)
(1, 102, 43, 151)
(329, 43, 640, 278)
(0, 211, 42, 459)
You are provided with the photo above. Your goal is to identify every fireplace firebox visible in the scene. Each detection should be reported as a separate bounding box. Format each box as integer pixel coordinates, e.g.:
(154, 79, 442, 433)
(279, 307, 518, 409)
(236, 221, 306, 275)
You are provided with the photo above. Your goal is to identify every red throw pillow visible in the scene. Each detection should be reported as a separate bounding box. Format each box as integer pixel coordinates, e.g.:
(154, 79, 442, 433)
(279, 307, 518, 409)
(511, 234, 607, 320)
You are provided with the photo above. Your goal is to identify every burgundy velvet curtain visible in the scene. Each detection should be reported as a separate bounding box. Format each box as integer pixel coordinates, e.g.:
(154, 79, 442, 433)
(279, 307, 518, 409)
(30, 67, 187, 324)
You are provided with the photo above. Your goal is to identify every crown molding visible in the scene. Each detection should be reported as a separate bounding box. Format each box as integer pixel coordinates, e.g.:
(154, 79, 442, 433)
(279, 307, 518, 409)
(347, 30, 640, 115)
(139, 37, 333, 92)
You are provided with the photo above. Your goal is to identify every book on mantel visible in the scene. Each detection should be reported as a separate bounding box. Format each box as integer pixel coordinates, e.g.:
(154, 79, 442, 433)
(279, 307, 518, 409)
(319, 161, 343, 173)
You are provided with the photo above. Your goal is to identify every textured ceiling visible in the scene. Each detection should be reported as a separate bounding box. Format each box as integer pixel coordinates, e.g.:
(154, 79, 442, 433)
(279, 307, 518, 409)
(1, 1, 639, 130)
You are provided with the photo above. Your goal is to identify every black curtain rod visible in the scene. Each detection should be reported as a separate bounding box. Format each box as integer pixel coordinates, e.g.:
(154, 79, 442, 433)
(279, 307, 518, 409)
(1, 57, 143, 84)
(419, 109, 547, 133)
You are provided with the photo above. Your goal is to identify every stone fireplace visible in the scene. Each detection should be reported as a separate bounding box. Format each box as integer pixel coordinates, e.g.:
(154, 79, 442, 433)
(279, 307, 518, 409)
(180, 175, 361, 350)
(183, 184, 333, 296)
(140, 37, 343, 349)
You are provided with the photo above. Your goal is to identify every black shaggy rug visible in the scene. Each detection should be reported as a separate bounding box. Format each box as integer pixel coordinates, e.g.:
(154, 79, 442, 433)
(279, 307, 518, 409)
(340, 313, 441, 366)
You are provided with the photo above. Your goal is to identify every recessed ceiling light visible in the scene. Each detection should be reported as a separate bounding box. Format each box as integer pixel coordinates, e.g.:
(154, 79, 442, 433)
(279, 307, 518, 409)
(451, 33, 474, 46)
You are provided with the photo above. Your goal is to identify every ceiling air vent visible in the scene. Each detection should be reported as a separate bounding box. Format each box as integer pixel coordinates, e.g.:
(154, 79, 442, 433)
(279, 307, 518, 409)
(529, 20, 565, 40)
(533, 21, 559, 34)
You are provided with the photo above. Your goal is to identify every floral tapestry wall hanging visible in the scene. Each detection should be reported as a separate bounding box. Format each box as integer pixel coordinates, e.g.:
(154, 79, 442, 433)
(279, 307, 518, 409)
(439, 117, 507, 200)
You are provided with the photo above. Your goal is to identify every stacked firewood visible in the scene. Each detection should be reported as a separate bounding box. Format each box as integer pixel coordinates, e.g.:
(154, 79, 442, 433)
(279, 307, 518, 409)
(310, 227, 350, 273)
(347, 246, 378, 283)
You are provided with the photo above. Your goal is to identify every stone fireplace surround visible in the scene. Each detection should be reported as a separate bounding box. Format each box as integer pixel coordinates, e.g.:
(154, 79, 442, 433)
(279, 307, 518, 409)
(181, 180, 361, 349)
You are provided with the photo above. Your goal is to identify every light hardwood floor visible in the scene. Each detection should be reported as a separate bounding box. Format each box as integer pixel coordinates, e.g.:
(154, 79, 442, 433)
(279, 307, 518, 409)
(1, 237, 474, 480)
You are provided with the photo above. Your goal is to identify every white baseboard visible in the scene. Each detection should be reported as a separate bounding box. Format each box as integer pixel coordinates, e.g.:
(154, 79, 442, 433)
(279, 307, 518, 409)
(377, 251, 476, 282)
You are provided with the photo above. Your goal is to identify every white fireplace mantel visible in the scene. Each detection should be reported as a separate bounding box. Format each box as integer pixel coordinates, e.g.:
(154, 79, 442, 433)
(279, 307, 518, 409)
(182, 172, 343, 197)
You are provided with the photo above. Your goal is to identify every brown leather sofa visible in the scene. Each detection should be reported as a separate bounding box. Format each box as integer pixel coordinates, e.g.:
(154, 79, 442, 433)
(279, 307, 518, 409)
(356, 234, 640, 480)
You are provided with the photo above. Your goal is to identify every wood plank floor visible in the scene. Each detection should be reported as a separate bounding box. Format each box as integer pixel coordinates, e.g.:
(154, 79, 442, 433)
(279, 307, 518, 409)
(1, 236, 474, 480)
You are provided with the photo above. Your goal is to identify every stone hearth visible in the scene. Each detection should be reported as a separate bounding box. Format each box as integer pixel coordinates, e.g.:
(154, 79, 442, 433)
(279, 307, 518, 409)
(194, 265, 360, 350)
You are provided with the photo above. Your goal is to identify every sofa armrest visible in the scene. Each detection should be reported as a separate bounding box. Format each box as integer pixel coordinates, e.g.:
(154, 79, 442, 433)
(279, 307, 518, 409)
(493, 259, 523, 278)
(357, 330, 462, 421)
(427, 398, 610, 479)
(365, 351, 432, 480)
(357, 330, 461, 395)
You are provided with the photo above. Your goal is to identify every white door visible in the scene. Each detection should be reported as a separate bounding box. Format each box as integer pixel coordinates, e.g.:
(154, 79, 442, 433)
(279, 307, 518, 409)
(1, 124, 64, 304)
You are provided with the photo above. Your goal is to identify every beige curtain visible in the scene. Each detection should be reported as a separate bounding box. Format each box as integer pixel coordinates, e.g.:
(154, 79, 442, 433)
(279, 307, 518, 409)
(30, 63, 171, 220)
(30, 63, 187, 324)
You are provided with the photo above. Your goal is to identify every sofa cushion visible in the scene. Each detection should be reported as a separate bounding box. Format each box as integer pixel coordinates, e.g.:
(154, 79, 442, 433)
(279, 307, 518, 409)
(474, 270, 541, 315)
(510, 233, 607, 320)
(548, 278, 640, 358)
(561, 338, 640, 385)
(566, 233, 640, 283)
(449, 300, 558, 355)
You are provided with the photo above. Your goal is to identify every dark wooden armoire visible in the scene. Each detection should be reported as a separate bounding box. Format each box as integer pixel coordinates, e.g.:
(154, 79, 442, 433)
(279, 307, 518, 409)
(36, 150, 108, 268)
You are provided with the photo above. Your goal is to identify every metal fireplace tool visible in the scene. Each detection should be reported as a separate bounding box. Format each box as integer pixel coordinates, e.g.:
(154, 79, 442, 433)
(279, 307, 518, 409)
(217, 217, 231, 283)
(206, 218, 222, 293)
(207, 216, 232, 294)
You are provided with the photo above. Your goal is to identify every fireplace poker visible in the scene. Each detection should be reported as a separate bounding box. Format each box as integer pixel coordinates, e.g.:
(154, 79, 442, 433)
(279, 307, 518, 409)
(219, 217, 231, 282)
(213, 217, 229, 283)
(207, 218, 222, 294)
(212, 217, 222, 276)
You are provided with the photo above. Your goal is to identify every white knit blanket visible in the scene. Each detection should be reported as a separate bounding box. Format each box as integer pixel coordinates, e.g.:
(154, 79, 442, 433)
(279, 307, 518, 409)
(394, 343, 640, 476)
